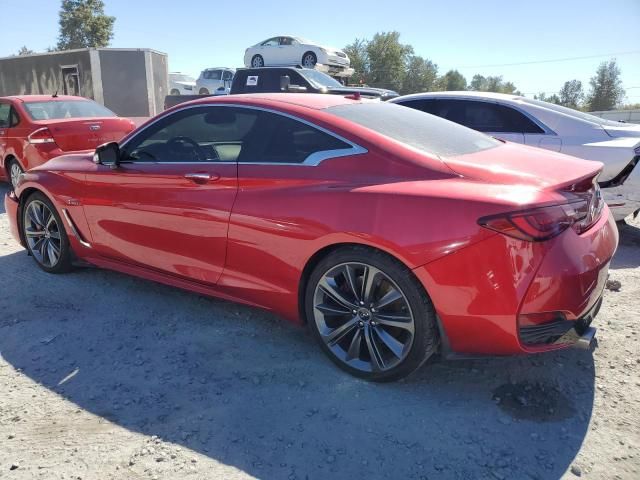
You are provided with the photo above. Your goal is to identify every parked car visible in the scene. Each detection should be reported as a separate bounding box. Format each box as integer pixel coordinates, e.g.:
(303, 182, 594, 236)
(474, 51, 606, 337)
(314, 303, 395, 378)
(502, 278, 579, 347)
(231, 67, 398, 100)
(196, 68, 235, 95)
(244, 36, 355, 78)
(6, 94, 617, 381)
(169, 72, 196, 95)
(0, 95, 136, 188)
(390, 92, 640, 221)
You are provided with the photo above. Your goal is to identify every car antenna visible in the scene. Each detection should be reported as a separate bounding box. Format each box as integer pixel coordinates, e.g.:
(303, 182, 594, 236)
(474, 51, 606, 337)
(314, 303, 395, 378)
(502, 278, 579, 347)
(52, 89, 58, 98)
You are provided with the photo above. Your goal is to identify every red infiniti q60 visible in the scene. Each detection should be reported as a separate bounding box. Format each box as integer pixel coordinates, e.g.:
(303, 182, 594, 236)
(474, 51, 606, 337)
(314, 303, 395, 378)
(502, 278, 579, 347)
(0, 95, 136, 188)
(5, 94, 618, 381)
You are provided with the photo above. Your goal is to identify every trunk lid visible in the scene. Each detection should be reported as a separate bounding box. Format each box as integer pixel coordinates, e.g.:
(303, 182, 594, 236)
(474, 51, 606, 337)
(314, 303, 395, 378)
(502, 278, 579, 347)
(41, 117, 136, 152)
(443, 142, 603, 190)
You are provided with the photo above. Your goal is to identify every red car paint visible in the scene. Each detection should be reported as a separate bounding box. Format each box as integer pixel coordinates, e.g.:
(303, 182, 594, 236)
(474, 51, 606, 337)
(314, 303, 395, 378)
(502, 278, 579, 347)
(0, 95, 135, 182)
(5, 94, 618, 356)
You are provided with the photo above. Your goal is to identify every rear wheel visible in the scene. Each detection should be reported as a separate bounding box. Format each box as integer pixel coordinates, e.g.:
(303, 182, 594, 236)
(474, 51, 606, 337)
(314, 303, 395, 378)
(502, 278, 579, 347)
(170, 88, 180, 95)
(199, 88, 210, 95)
(21, 192, 73, 274)
(8, 159, 23, 189)
(305, 247, 439, 382)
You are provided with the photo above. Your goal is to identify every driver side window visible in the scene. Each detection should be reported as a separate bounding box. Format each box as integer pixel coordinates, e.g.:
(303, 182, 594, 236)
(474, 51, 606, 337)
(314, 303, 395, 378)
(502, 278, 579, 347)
(122, 107, 259, 163)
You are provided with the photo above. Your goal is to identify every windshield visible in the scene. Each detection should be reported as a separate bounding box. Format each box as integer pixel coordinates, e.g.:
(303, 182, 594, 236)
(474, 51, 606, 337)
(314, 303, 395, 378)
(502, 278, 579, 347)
(328, 102, 500, 157)
(24, 100, 116, 120)
(520, 98, 626, 126)
(301, 70, 343, 89)
(171, 74, 195, 82)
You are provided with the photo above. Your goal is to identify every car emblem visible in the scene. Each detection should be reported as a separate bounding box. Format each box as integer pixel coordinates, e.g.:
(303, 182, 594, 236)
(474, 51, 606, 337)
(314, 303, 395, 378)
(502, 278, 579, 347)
(89, 125, 101, 131)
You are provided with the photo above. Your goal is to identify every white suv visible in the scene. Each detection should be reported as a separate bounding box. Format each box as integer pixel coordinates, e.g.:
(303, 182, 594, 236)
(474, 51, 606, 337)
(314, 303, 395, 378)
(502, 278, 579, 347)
(195, 68, 235, 95)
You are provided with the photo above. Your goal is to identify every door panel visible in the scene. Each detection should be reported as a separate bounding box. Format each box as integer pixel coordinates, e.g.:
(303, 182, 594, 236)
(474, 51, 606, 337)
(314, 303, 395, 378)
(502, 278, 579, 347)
(82, 162, 237, 284)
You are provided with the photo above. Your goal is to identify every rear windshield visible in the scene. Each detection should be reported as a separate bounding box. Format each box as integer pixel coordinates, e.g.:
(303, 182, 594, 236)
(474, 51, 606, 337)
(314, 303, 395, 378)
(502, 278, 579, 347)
(23, 100, 116, 120)
(327, 102, 500, 157)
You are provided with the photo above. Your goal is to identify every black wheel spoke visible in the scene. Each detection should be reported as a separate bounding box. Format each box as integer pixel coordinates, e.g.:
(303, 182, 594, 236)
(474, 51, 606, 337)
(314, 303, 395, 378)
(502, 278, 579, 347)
(319, 277, 357, 310)
(323, 317, 359, 346)
(364, 325, 385, 371)
(374, 326, 405, 359)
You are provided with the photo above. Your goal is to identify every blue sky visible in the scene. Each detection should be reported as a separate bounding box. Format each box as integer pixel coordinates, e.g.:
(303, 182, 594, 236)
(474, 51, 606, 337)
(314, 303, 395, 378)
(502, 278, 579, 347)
(1, 0, 639, 102)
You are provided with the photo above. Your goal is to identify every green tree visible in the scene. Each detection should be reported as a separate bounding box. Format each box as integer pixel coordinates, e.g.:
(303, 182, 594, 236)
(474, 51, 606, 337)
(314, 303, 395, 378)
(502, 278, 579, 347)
(57, 0, 115, 50)
(435, 70, 467, 91)
(17, 46, 34, 55)
(344, 38, 369, 85)
(558, 80, 584, 108)
(535, 92, 561, 104)
(587, 60, 625, 111)
(365, 31, 413, 92)
(469, 74, 519, 94)
(402, 55, 438, 94)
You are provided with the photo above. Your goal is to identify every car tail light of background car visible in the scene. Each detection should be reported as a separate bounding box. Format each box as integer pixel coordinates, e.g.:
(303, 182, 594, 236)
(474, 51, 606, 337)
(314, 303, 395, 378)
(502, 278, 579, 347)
(27, 127, 57, 145)
(478, 181, 604, 242)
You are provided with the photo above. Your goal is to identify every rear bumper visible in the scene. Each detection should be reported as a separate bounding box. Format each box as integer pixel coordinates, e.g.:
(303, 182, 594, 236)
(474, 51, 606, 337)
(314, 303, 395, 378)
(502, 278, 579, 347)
(604, 160, 640, 220)
(413, 207, 618, 356)
(4, 191, 22, 246)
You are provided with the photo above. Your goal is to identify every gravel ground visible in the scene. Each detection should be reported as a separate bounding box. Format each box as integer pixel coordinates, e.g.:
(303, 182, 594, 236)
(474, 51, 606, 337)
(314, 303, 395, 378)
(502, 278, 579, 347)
(0, 182, 638, 480)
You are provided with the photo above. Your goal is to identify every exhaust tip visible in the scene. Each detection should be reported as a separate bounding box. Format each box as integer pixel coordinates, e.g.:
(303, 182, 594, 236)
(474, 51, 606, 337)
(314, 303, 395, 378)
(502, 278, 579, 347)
(574, 326, 597, 350)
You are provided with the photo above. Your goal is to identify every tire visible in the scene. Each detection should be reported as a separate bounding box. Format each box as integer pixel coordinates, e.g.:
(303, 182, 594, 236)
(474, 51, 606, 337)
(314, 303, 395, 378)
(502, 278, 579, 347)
(7, 158, 24, 190)
(305, 246, 439, 382)
(199, 88, 210, 95)
(251, 55, 264, 68)
(170, 89, 180, 95)
(21, 192, 73, 274)
(302, 51, 317, 68)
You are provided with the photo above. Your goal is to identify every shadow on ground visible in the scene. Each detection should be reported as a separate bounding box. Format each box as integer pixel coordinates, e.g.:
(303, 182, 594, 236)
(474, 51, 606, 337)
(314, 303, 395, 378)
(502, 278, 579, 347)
(0, 245, 600, 480)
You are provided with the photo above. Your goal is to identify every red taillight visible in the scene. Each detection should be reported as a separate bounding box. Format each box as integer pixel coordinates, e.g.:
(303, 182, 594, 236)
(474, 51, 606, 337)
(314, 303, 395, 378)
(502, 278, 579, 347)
(28, 127, 56, 145)
(479, 203, 579, 241)
(479, 181, 604, 242)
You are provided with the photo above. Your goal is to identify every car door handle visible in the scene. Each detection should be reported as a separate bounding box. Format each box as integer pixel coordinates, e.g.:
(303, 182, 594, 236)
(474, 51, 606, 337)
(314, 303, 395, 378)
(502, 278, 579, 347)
(184, 172, 220, 184)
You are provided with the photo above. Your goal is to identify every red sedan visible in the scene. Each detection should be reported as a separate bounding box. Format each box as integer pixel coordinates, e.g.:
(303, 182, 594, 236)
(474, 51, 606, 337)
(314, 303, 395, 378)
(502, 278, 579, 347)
(0, 95, 136, 188)
(5, 94, 618, 381)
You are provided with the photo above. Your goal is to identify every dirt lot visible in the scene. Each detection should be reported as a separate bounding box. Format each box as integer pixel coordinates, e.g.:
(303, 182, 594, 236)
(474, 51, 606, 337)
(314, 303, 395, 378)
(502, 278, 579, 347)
(0, 182, 638, 480)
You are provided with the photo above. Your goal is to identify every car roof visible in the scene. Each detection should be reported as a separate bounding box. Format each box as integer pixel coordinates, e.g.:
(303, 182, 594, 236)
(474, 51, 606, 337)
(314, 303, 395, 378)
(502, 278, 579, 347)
(179, 93, 367, 110)
(393, 91, 523, 103)
(0, 94, 92, 102)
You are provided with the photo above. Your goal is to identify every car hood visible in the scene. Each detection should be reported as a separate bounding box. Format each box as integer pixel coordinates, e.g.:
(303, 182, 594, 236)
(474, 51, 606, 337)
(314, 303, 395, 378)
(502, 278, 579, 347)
(326, 86, 399, 100)
(603, 122, 640, 138)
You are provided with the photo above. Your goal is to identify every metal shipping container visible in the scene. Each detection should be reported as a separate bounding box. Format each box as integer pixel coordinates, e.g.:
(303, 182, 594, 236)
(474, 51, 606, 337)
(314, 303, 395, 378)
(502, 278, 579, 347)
(0, 48, 168, 117)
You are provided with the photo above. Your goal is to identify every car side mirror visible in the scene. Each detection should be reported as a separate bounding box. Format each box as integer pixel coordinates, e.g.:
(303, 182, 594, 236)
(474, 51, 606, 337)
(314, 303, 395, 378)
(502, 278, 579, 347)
(280, 75, 291, 91)
(94, 141, 120, 168)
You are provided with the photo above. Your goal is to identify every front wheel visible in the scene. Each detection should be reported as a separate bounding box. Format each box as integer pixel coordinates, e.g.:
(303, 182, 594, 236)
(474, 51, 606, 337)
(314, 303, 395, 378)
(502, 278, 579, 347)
(22, 192, 73, 273)
(170, 88, 180, 95)
(302, 51, 317, 68)
(305, 247, 439, 382)
(199, 88, 210, 95)
(8, 159, 23, 189)
(251, 55, 264, 68)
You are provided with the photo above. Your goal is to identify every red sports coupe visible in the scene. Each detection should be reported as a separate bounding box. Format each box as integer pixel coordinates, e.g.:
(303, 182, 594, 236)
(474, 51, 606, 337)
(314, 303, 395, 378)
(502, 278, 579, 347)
(0, 95, 136, 188)
(5, 94, 618, 381)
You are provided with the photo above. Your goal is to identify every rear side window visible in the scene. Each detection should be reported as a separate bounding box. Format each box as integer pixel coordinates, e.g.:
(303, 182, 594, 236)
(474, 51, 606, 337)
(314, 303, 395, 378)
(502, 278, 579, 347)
(434, 100, 544, 134)
(396, 98, 439, 115)
(328, 102, 499, 157)
(24, 100, 116, 120)
(204, 70, 222, 80)
(237, 110, 352, 163)
(0, 103, 10, 127)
